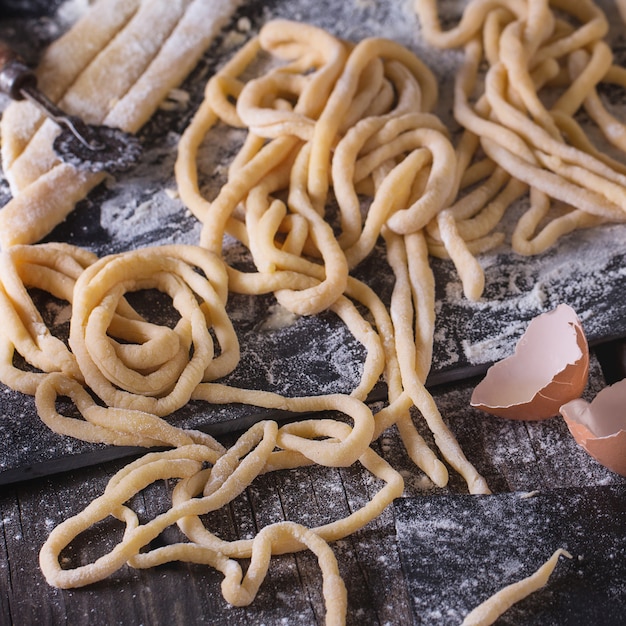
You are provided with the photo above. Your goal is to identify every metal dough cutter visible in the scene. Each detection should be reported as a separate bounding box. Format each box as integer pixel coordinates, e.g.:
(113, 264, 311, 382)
(0, 41, 141, 173)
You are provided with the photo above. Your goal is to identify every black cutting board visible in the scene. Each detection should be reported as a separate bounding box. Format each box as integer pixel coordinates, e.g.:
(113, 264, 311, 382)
(394, 484, 626, 625)
(1, 0, 626, 483)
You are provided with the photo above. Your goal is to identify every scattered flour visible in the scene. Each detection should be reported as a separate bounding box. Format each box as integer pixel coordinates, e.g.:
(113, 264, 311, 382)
(55, 0, 91, 26)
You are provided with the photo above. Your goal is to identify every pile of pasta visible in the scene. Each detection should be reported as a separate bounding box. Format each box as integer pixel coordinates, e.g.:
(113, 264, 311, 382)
(0, 0, 624, 623)
(415, 0, 626, 266)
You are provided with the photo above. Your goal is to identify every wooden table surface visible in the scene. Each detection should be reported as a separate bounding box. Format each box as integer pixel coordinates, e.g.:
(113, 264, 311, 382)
(1, 341, 624, 626)
(1, 2, 626, 625)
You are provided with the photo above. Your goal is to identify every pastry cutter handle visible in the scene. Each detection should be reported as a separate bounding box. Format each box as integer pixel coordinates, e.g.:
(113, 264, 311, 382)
(0, 39, 104, 150)
(0, 39, 141, 172)
(0, 40, 38, 99)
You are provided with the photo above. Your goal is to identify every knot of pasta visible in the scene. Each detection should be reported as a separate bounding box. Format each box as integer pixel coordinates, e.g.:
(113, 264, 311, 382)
(69, 244, 238, 416)
(39, 419, 402, 625)
(176, 19, 492, 492)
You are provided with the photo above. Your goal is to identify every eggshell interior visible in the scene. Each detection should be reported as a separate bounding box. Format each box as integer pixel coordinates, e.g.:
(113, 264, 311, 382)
(560, 379, 626, 476)
(470, 304, 589, 420)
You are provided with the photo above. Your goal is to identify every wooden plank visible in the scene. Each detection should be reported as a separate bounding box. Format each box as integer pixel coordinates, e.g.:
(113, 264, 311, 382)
(3, 0, 626, 486)
(0, 455, 412, 624)
(1, 347, 625, 624)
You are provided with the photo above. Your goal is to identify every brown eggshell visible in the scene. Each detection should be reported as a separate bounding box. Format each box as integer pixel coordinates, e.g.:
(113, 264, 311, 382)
(470, 304, 589, 420)
(560, 380, 626, 477)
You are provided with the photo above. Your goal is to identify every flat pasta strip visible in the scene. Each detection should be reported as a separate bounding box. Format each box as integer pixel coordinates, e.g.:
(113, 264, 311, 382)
(0, 0, 141, 173)
(0, 0, 245, 249)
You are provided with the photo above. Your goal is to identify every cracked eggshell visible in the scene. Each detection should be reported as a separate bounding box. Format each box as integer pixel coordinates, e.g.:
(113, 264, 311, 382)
(560, 379, 626, 476)
(470, 304, 589, 420)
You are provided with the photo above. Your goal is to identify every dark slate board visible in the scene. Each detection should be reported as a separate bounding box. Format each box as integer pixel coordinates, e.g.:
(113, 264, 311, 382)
(394, 484, 626, 626)
(1, 0, 626, 483)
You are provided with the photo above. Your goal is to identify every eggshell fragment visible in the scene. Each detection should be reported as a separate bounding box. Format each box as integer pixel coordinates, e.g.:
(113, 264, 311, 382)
(560, 379, 626, 476)
(470, 304, 589, 420)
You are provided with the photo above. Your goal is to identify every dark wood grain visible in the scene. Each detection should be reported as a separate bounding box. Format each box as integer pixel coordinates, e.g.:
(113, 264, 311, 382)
(3, 0, 626, 486)
(395, 485, 626, 625)
(0, 458, 412, 625)
(1, 348, 624, 626)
